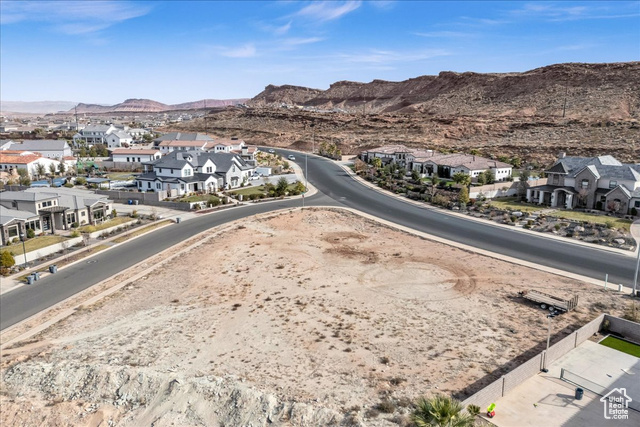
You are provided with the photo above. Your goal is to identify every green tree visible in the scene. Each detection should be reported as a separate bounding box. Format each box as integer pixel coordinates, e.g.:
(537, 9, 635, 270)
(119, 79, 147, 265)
(48, 163, 57, 176)
(35, 163, 46, 179)
(294, 180, 306, 193)
(411, 169, 420, 181)
(510, 157, 522, 168)
(17, 168, 31, 186)
(483, 169, 495, 184)
(412, 395, 475, 427)
(78, 146, 88, 157)
(0, 250, 16, 270)
(88, 146, 98, 157)
(58, 161, 66, 175)
(458, 186, 470, 206)
(452, 172, 471, 187)
(75, 176, 87, 185)
(518, 169, 531, 200)
(370, 157, 382, 169)
(276, 177, 289, 196)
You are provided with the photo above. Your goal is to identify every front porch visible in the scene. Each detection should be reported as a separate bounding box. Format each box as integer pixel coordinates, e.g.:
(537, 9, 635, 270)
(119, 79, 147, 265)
(526, 186, 576, 209)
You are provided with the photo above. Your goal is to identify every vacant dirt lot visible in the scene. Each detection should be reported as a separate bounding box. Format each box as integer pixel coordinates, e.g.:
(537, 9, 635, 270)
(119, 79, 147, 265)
(0, 209, 630, 426)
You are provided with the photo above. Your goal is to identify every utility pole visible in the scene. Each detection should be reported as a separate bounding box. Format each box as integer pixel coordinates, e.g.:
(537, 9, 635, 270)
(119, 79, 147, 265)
(562, 85, 568, 118)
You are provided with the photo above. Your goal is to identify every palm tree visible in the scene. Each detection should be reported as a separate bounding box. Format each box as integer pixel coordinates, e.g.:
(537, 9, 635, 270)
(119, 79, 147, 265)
(412, 395, 475, 427)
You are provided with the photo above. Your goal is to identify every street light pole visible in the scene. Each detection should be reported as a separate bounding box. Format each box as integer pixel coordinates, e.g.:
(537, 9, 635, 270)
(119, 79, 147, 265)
(631, 220, 640, 298)
(542, 313, 556, 372)
(19, 233, 27, 268)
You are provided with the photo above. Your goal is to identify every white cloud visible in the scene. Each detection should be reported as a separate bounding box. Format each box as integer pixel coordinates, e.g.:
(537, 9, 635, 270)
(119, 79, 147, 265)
(509, 2, 639, 22)
(294, 1, 361, 22)
(281, 37, 324, 46)
(209, 43, 257, 58)
(414, 31, 473, 38)
(274, 21, 292, 35)
(338, 48, 450, 64)
(0, 1, 151, 33)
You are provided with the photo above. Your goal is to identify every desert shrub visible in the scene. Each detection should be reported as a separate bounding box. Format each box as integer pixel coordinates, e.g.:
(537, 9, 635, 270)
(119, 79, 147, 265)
(64, 182, 74, 188)
(26, 228, 36, 238)
(71, 222, 79, 228)
(207, 196, 221, 207)
(111, 209, 117, 217)
(83, 225, 97, 233)
(467, 404, 480, 416)
(0, 250, 16, 269)
(131, 210, 139, 218)
(554, 224, 561, 231)
(605, 220, 615, 229)
(70, 230, 80, 238)
(375, 400, 397, 414)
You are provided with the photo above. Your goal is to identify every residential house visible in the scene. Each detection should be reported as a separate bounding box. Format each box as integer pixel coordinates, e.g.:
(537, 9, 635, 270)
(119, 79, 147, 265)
(0, 188, 113, 236)
(104, 130, 133, 149)
(135, 150, 254, 195)
(527, 154, 640, 214)
(412, 153, 512, 181)
(153, 132, 213, 147)
(361, 145, 413, 166)
(112, 148, 162, 164)
(73, 124, 117, 145)
(127, 128, 149, 140)
(0, 205, 43, 246)
(1, 139, 73, 159)
(361, 145, 512, 181)
(158, 140, 216, 154)
(0, 151, 61, 179)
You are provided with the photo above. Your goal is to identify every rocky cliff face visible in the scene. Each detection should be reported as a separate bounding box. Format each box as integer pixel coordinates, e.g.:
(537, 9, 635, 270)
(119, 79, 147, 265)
(249, 84, 324, 107)
(250, 62, 640, 120)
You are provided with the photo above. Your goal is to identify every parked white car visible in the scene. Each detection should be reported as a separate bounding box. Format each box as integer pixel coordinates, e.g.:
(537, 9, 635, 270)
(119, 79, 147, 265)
(288, 155, 295, 160)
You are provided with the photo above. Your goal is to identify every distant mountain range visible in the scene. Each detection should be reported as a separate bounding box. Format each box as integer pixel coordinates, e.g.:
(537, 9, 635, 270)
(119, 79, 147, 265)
(0, 101, 78, 115)
(0, 98, 249, 115)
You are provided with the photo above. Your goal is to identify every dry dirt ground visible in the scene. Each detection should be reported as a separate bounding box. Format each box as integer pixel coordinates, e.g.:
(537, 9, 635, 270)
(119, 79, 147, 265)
(0, 209, 631, 426)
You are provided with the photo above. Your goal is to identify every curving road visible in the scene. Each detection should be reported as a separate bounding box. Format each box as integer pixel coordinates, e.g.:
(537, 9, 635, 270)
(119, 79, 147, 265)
(1, 149, 637, 331)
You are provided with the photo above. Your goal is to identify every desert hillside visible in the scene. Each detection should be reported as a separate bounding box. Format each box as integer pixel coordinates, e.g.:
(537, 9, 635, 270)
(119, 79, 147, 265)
(69, 98, 249, 114)
(171, 62, 639, 165)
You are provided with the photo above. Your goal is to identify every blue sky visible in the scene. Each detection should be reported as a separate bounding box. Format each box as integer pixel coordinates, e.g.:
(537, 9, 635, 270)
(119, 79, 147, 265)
(1, 1, 638, 104)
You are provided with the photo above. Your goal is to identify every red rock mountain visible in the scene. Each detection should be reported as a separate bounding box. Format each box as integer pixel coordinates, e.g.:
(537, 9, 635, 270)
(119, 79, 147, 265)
(249, 62, 639, 120)
(70, 98, 249, 114)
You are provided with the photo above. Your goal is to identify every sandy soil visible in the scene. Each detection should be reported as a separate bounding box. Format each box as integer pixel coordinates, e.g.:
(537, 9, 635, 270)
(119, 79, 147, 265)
(0, 208, 631, 426)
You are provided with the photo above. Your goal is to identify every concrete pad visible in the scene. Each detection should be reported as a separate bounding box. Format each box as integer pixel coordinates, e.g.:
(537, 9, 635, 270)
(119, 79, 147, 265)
(490, 341, 640, 427)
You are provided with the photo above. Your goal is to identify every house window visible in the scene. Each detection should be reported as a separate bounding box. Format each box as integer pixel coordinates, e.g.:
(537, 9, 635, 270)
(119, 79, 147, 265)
(181, 184, 185, 190)
(156, 183, 161, 189)
(137, 157, 141, 162)
(81, 211, 86, 217)
(609, 180, 617, 189)
(206, 166, 212, 173)
(7, 225, 19, 238)
(635, 201, 640, 208)
(126, 157, 130, 162)
(159, 168, 162, 173)
(581, 179, 589, 189)
(552, 175, 559, 185)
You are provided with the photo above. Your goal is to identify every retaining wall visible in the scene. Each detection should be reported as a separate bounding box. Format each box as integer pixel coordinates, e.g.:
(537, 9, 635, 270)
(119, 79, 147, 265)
(606, 315, 640, 343)
(19, 237, 84, 263)
(462, 314, 606, 409)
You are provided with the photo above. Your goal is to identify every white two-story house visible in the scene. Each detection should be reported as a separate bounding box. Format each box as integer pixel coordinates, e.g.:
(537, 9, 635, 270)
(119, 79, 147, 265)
(135, 151, 254, 195)
(73, 124, 117, 146)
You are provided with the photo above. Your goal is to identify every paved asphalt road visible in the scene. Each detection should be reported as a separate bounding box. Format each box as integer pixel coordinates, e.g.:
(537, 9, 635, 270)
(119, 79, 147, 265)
(1, 149, 637, 330)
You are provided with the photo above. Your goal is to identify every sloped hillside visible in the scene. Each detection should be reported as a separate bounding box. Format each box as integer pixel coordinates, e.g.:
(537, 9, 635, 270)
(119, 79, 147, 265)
(254, 62, 639, 120)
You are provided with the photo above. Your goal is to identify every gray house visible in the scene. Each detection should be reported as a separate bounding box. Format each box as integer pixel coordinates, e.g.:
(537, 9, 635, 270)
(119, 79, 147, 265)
(527, 154, 640, 214)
